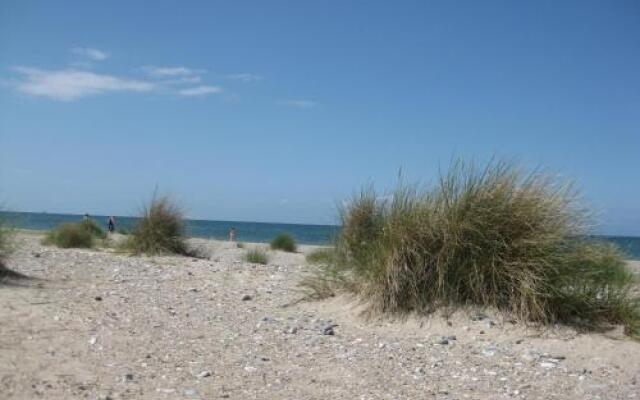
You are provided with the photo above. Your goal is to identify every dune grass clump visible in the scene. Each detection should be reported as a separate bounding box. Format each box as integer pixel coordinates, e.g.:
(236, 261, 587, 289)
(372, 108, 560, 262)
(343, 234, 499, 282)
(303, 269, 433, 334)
(44, 219, 106, 249)
(125, 196, 189, 255)
(81, 219, 107, 239)
(245, 248, 269, 265)
(305, 160, 640, 337)
(271, 233, 297, 252)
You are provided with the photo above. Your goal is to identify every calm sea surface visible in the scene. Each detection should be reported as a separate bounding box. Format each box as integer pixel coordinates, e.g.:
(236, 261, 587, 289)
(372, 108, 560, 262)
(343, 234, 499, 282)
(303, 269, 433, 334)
(0, 211, 340, 246)
(2, 211, 639, 260)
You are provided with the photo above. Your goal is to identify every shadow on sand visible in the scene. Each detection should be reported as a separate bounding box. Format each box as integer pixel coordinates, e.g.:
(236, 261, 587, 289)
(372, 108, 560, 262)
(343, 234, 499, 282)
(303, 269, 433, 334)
(0, 263, 34, 287)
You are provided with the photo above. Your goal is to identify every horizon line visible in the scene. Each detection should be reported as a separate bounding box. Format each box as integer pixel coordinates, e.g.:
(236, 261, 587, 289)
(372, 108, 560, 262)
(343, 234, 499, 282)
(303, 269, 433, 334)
(0, 209, 341, 228)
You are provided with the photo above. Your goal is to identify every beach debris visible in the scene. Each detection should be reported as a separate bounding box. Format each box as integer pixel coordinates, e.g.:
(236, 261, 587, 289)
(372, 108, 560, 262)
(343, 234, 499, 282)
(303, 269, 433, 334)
(197, 370, 212, 378)
(434, 338, 449, 345)
(322, 324, 337, 335)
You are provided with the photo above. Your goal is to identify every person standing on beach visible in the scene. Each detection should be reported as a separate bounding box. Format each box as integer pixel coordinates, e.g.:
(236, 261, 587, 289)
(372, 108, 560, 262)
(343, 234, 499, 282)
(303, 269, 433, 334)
(107, 216, 116, 233)
(229, 227, 236, 242)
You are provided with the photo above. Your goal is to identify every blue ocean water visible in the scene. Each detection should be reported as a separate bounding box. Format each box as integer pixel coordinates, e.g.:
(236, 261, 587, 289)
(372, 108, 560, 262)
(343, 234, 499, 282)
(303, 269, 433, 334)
(0, 211, 340, 246)
(1, 211, 639, 259)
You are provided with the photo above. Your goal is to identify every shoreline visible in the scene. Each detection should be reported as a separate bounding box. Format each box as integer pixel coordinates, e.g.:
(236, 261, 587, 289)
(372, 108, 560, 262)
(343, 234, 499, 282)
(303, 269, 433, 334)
(13, 228, 329, 253)
(4, 212, 640, 256)
(13, 228, 640, 263)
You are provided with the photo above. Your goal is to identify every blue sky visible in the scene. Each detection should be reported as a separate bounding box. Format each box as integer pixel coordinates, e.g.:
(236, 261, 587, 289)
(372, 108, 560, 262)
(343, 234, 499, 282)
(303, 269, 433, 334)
(0, 1, 638, 234)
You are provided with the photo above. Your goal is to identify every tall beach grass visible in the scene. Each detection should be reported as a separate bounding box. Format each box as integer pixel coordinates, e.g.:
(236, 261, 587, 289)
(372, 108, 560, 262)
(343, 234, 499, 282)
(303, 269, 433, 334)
(124, 195, 190, 255)
(303, 159, 640, 337)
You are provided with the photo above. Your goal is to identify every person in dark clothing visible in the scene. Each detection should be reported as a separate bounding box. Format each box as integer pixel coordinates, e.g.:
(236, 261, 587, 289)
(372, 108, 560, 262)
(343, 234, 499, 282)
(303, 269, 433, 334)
(107, 216, 116, 233)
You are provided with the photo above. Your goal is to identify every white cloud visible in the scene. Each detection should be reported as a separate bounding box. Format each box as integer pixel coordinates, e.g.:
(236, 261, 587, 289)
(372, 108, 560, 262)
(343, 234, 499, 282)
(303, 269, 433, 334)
(279, 99, 317, 109)
(178, 85, 223, 97)
(226, 73, 262, 83)
(12, 67, 154, 101)
(71, 47, 109, 61)
(142, 66, 204, 78)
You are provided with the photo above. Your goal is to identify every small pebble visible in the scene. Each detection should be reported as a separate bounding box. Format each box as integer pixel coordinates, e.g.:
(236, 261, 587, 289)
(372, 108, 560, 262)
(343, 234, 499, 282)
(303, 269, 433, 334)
(322, 325, 335, 335)
(197, 370, 212, 378)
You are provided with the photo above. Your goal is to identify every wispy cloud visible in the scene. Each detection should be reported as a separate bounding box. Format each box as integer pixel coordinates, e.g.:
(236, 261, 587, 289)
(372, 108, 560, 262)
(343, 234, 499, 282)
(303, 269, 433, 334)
(71, 47, 109, 61)
(162, 76, 203, 85)
(178, 85, 223, 97)
(278, 99, 317, 109)
(142, 66, 205, 78)
(12, 67, 154, 101)
(226, 73, 262, 83)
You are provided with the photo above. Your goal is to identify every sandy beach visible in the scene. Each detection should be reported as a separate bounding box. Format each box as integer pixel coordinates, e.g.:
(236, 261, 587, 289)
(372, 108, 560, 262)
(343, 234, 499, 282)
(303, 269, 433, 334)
(1, 231, 639, 400)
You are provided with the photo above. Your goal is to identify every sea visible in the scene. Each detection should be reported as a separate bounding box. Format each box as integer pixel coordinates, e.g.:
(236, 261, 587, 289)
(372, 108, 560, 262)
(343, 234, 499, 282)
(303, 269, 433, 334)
(0, 211, 340, 246)
(1, 211, 639, 260)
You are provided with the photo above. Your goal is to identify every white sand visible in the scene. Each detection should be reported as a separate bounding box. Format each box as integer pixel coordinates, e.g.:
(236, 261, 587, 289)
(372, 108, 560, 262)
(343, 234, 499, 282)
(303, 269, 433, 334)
(1, 232, 639, 399)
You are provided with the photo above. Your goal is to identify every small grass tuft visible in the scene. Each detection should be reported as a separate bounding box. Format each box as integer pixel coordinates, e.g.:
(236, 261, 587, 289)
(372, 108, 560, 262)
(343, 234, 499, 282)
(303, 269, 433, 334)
(44, 219, 106, 248)
(124, 195, 189, 255)
(306, 247, 335, 264)
(0, 217, 10, 257)
(271, 233, 297, 252)
(0, 216, 27, 282)
(236, 242, 245, 249)
(245, 248, 269, 264)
